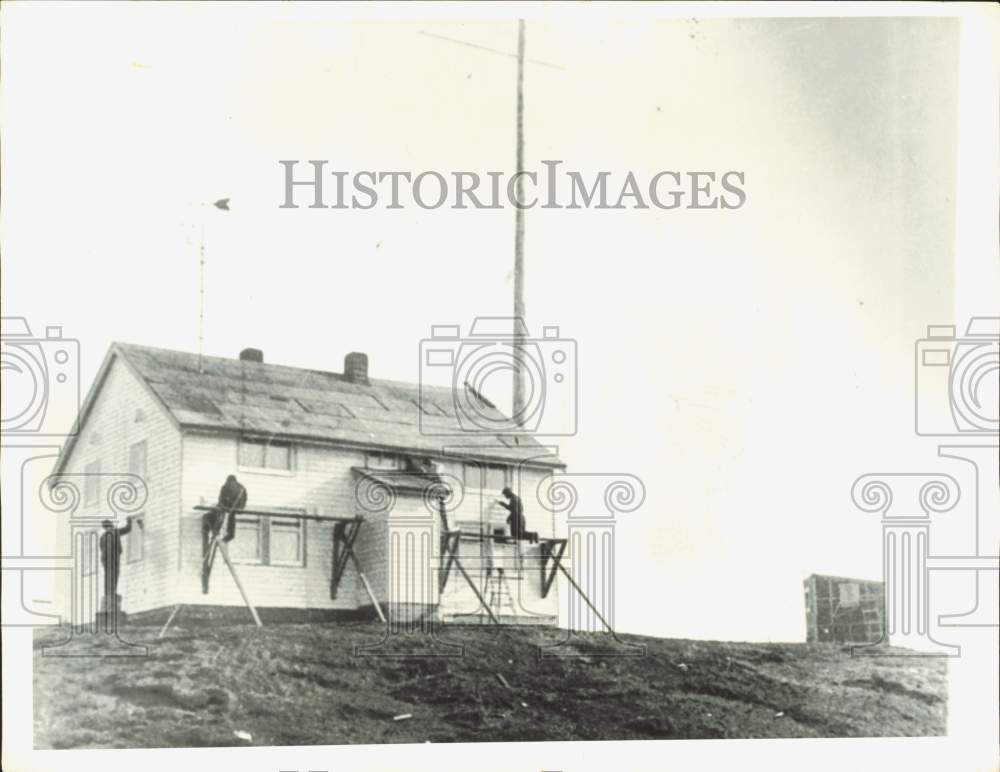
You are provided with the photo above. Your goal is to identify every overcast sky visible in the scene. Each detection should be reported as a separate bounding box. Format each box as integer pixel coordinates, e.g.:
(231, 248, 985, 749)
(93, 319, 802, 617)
(3, 4, 996, 642)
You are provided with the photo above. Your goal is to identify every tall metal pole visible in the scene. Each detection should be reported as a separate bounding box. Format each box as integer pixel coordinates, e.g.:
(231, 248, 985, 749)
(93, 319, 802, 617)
(512, 19, 527, 424)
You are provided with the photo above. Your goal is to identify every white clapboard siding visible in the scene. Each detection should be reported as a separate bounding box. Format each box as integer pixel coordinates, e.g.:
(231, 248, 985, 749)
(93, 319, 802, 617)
(58, 355, 182, 615)
(178, 434, 376, 610)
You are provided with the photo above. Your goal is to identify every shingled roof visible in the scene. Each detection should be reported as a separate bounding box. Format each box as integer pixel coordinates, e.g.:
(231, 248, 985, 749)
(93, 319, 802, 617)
(58, 343, 563, 471)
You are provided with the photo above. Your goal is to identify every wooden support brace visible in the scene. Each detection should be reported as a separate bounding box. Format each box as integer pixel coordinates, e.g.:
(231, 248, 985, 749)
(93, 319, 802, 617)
(350, 554, 387, 623)
(164, 527, 263, 638)
(454, 555, 500, 625)
(216, 541, 262, 627)
(329, 519, 386, 622)
(330, 520, 362, 599)
(439, 530, 499, 625)
(556, 561, 615, 635)
(438, 530, 462, 593)
(157, 604, 182, 639)
(539, 538, 568, 599)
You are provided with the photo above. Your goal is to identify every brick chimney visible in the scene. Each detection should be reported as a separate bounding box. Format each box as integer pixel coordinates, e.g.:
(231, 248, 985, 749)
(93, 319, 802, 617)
(344, 352, 369, 384)
(239, 348, 263, 363)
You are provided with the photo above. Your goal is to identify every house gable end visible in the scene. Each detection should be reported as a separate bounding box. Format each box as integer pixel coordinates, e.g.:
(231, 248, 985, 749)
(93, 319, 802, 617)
(52, 344, 181, 476)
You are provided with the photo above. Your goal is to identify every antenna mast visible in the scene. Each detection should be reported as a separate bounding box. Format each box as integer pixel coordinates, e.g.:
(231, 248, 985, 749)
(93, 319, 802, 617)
(512, 18, 527, 425)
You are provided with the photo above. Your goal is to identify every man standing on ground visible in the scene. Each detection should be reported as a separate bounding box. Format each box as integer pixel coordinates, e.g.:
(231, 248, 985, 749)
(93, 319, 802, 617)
(100, 516, 133, 609)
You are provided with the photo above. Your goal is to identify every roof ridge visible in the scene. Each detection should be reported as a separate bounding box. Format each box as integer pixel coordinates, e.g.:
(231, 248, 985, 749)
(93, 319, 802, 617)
(114, 341, 474, 395)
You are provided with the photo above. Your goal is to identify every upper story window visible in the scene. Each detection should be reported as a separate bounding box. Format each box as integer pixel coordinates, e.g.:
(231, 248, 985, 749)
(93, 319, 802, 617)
(238, 438, 293, 472)
(463, 462, 481, 489)
(486, 464, 510, 490)
(461, 462, 511, 490)
(129, 440, 148, 482)
(84, 460, 101, 506)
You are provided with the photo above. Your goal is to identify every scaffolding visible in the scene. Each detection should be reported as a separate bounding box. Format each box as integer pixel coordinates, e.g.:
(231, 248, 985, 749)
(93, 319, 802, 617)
(157, 500, 616, 637)
(437, 528, 617, 633)
(157, 505, 385, 638)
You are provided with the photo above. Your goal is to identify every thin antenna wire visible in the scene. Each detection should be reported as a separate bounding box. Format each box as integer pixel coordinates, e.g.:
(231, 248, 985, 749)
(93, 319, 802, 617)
(198, 221, 206, 374)
(417, 29, 565, 71)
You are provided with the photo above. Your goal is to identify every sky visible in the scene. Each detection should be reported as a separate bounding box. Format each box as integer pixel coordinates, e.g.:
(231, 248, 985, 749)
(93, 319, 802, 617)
(2, 3, 997, 643)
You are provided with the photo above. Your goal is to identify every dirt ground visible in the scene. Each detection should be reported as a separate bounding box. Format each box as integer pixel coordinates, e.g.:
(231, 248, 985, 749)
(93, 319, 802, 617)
(33, 622, 947, 748)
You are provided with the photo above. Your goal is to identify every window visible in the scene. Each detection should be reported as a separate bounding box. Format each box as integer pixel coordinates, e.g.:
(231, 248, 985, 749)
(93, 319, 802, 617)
(84, 461, 101, 506)
(269, 516, 304, 566)
(365, 451, 399, 470)
(229, 515, 263, 564)
(238, 438, 293, 472)
(229, 510, 305, 567)
(126, 516, 144, 563)
(129, 440, 148, 482)
(486, 465, 510, 490)
(463, 462, 482, 489)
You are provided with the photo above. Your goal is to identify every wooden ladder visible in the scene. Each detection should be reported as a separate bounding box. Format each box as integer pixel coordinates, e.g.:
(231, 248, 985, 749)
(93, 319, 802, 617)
(158, 510, 262, 638)
(484, 567, 518, 623)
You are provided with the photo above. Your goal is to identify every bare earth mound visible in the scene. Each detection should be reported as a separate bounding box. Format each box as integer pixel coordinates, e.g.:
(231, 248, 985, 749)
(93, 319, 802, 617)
(33, 623, 946, 748)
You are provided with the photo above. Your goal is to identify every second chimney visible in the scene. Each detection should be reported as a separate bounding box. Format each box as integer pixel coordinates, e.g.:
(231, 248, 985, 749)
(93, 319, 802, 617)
(344, 352, 369, 385)
(239, 348, 264, 363)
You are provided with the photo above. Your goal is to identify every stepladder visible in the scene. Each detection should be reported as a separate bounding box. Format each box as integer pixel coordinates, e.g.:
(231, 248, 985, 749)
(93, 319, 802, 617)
(484, 567, 520, 623)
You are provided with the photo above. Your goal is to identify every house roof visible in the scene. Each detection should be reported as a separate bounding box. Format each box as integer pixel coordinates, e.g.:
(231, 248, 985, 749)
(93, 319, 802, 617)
(55, 342, 563, 474)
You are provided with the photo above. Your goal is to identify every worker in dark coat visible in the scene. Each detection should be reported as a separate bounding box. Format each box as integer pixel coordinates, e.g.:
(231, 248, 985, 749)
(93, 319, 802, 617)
(201, 475, 248, 593)
(201, 474, 248, 557)
(100, 516, 133, 602)
(498, 486, 526, 541)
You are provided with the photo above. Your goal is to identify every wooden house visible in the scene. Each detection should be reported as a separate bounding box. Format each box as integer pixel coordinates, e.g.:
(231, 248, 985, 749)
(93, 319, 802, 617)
(51, 343, 566, 625)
